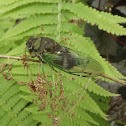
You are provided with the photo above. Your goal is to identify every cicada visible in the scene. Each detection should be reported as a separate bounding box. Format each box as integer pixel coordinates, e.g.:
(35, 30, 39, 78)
(26, 36, 104, 77)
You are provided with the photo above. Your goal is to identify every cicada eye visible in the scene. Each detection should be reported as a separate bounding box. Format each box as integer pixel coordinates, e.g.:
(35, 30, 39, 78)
(28, 45, 33, 50)
(26, 39, 34, 52)
(27, 43, 33, 52)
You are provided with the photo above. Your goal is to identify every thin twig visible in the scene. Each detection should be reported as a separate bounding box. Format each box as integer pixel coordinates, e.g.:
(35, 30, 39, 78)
(0, 55, 41, 63)
(59, 78, 91, 120)
(102, 74, 126, 85)
(66, 78, 99, 99)
(106, 32, 126, 46)
(97, 0, 101, 9)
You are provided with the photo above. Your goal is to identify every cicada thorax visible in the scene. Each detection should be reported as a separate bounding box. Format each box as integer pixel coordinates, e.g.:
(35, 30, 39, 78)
(42, 38, 77, 69)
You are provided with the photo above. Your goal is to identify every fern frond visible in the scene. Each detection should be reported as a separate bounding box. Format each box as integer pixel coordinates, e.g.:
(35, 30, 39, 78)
(0, 41, 17, 54)
(0, 18, 14, 30)
(100, 11, 126, 24)
(89, 112, 110, 126)
(4, 22, 83, 41)
(0, 0, 19, 6)
(19, 85, 32, 94)
(6, 41, 26, 56)
(106, 61, 126, 79)
(5, 92, 23, 108)
(2, 3, 58, 19)
(25, 106, 41, 114)
(32, 113, 53, 125)
(90, 92, 110, 107)
(60, 118, 77, 126)
(79, 93, 106, 118)
(0, 108, 6, 118)
(11, 99, 28, 114)
(0, 0, 59, 13)
(69, 77, 117, 97)
(0, 79, 14, 95)
(0, 85, 20, 105)
(0, 76, 41, 126)
(62, 80, 106, 118)
(1, 1, 126, 125)
(20, 95, 37, 102)
(75, 106, 99, 125)
(25, 106, 54, 125)
(87, 82, 119, 97)
(22, 116, 37, 126)
(13, 74, 37, 83)
(72, 117, 91, 126)
(1, 14, 59, 40)
(63, 2, 126, 35)
(0, 113, 14, 126)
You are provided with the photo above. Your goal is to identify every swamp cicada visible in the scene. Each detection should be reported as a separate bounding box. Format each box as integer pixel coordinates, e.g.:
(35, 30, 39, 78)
(26, 36, 104, 77)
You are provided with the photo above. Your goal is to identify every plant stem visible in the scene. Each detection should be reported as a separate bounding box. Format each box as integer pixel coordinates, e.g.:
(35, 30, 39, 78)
(102, 74, 126, 85)
(56, 0, 62, 41)
(0, 55, 40, 63)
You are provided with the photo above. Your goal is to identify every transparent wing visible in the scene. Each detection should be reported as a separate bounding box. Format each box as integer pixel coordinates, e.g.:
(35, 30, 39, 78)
(42, 49, 104, 77)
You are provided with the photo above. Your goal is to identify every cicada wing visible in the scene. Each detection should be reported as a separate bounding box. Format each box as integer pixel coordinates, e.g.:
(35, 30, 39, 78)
(42, 50, 104, 77)
(68, 49, 104, 77)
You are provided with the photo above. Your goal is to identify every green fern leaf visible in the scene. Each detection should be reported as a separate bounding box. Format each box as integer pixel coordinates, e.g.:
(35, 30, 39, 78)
(6, 41, 26, 56)
(0, 79, 14, 95)
(0, 0, 59, 13)
(63, 2, 126, 35)
(20, 95, 37, 102)
(72, 117, 91, 126)
(1, 14, 59, 40)
(4, 22, 83, 41)
(75, 106, 99, 125)
(2, 3, 58, 19)
(0, 84, 20, 105)
(0, 77, 41, 126)
(0, 1, 126, 126)
(0, 0, 22, 6)
(62, 80, 106, 119)
(19, 85, 32, 94)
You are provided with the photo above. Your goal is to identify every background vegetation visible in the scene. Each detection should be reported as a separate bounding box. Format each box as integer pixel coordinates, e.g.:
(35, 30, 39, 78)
(0, 0, 126, 126)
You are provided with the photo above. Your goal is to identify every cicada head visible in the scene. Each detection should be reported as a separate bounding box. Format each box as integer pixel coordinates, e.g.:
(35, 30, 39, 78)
(26, 36, 61, 56)
(26, 36, 41, 53)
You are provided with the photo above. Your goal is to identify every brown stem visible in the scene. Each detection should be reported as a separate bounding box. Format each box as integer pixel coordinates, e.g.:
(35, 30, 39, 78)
(97, 0, 101, 10)
(102, 74, 126, 85)
(106, 32, 126, 46)
(0, 55, 41, 63)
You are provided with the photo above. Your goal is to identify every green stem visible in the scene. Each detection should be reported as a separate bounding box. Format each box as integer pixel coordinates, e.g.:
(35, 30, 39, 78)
(56, 0, 62, 41)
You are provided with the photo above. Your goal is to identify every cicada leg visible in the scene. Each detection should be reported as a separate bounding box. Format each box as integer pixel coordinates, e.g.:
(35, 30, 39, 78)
(40, 62, 46, 77)
(47, 63, 58, 73)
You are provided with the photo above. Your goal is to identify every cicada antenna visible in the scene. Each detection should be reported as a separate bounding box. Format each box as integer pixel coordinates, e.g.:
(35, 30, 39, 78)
(61, 37, 71, 47)
(24, 47, 28, 55)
